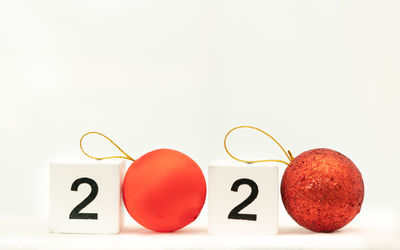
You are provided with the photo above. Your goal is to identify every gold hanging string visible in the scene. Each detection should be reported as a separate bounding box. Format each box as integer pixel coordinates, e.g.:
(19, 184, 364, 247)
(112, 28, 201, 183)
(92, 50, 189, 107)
(224, 125, 293, 165)
(80, 132, 135, 161)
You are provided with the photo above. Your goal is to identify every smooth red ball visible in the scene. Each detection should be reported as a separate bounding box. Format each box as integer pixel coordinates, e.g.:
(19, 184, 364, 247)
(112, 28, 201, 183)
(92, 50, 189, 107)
(123, 149, 206, 232)
(281, 148, 364, 232)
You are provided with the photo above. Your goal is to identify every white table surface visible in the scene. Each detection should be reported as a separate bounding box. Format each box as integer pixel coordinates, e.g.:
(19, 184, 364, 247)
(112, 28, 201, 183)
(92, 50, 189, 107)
(0, 213, 399, 250)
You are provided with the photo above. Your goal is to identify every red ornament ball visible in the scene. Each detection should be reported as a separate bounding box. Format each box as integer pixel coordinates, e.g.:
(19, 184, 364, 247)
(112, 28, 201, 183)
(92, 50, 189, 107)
(123, 149, 206, 232)
(281, 148, 364, 232)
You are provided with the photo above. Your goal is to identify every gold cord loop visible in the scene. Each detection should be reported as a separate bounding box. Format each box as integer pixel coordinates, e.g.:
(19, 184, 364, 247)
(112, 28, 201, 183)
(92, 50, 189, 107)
(80, 132, 135, 161)
(224, 125, 293, 165)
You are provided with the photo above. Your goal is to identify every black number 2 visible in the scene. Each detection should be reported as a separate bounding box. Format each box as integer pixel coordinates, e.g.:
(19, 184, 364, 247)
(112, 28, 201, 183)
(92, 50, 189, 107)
(228, 178, 259, 221)
(69, 177, 99, 220)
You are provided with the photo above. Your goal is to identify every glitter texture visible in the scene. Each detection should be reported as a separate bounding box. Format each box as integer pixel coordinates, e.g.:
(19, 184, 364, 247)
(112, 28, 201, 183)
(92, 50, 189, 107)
(281, 148, 364, 232)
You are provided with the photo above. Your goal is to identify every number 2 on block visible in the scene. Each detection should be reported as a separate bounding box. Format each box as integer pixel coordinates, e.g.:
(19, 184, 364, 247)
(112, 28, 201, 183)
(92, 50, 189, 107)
(228, 178, 259, 221)
(69, 177, 99, 220)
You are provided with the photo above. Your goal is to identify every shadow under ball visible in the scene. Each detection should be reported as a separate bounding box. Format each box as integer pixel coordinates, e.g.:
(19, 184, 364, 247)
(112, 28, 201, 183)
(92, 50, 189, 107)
(281, 148, 364, 232)
(123, 149, 207, 232)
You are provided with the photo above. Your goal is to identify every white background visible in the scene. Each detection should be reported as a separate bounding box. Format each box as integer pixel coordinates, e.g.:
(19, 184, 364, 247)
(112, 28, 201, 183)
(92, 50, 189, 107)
(0, 0, 399, 229)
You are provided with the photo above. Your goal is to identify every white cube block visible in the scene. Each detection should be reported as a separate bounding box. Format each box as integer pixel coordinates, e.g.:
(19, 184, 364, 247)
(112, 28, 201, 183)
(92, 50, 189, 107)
(49, 162, 125, 234)
(208, 161, 278, 235)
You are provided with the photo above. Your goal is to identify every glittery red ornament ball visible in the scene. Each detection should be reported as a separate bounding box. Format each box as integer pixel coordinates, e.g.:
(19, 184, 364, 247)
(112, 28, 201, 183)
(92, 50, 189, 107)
(281, 148, 364, 232)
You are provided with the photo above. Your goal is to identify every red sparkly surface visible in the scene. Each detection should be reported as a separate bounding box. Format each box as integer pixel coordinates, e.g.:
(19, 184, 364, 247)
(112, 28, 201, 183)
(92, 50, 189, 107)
(281, 148, 364, 232)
